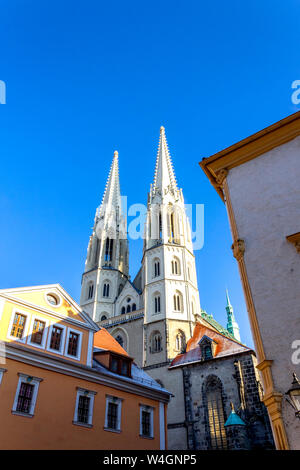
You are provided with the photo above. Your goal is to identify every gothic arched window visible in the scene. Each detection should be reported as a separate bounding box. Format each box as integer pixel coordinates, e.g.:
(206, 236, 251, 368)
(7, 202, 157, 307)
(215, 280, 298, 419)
(175, 330, 186, 352)
(173, 291, 183, 312)
(115, 335, 124, 348)
(121, 306, 126, 315)
(104, 237, 113, 262)
(151, 332, 162, 353)
(204, 376, 227, 450)
(100, 315, 107, 321)
(154, 294, 161, 314)
(132, 303, 136, 311)
(167, 206, 180, 244)
(153, 258, 160, 277)
(126, 304, 131, 313)
(87, 282, 94, 300)
(171, 257, 180, 275)
(103, 282, 110, 298)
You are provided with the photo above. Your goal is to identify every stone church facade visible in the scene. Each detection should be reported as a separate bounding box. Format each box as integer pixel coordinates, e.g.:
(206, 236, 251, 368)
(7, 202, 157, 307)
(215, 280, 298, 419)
(79, 127, 274, 449)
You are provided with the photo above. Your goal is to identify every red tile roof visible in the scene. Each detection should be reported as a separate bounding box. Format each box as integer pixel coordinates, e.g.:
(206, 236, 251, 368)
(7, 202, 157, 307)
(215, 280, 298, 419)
(170, 322, 250, 368)
(93, 328, 129, 356)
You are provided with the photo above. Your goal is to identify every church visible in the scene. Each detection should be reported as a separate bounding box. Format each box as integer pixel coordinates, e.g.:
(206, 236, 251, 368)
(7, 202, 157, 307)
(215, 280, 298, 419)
(79, 127, 274, 450)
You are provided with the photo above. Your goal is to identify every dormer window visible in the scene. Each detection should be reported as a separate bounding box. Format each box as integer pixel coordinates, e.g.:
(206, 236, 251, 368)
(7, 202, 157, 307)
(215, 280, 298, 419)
(203, 343, 212, 360)
(199, 336, 217, 361)
(109, 353, 132, 377)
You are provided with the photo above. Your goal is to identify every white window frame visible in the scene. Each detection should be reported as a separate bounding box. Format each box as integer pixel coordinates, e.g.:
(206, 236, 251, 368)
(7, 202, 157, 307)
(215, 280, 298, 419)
(140, 404, 154, 439)
(104, 395, 122, 432)
(0, 368, 7, 385)
(7, 308, 31, 344)
(12, 373, 43, 418)
(73, 387, 97, 428)
(0, 297, 5, 323)
(64, 327, 83, 361)
(27, 315, 49, 350)
(46, 323, 67, 356)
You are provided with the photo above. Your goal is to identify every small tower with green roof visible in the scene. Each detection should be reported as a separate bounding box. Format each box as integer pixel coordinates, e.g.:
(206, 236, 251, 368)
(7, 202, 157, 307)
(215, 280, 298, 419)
(226, 290, 241, 342)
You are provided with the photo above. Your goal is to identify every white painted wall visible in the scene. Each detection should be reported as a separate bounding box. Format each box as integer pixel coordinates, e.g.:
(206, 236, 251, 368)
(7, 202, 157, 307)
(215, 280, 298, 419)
(227, 135, 300, 449)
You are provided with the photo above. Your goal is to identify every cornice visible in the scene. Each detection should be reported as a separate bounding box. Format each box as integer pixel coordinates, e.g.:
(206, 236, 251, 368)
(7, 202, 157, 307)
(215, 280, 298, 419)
(4, 342, 170, 403)
(199, 111, 300, 201)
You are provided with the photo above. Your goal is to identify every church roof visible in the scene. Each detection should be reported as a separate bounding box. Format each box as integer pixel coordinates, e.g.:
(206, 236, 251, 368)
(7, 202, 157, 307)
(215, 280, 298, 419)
(200, 309, 235, 339)
(169, 322, 251, 368)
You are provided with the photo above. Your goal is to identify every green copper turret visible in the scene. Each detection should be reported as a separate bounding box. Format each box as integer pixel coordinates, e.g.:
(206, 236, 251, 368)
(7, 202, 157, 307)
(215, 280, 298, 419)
(226, 290, 241, 342)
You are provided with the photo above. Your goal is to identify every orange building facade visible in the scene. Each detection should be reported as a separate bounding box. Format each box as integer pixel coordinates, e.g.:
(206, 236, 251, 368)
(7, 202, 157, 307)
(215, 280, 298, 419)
(0, 284, 170, 450)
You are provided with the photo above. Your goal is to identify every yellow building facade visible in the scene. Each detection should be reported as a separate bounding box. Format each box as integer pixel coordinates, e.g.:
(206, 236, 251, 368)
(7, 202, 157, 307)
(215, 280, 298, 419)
(0, 284, 170, 449)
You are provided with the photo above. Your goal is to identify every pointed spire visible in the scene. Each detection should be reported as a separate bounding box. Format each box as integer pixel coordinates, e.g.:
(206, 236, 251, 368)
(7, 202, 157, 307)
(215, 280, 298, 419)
(225, 290, 241, 342)
(98, 150, 122, 217)
(152, 126, 177, 196)
(226, 289, 232, 307)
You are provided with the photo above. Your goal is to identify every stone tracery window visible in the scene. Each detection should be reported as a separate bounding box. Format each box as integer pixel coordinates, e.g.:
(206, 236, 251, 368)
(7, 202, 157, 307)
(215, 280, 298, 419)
(173, 290, 183, 312)
(204, 376, 227, 450)
(150, 331, 162, 353)
(154, 294, 161, 314)
(87, 282, 94, 300)
(175, 330, 186, 352)
(154, 259, 160, 277)
(115, 335, 124, 348)
(171, 257, 180, 275)
(103, 282, 110, 298)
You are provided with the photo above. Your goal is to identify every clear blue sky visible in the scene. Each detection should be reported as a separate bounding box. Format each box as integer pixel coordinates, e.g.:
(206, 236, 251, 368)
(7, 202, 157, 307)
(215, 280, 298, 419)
(1, 0, 300, 348)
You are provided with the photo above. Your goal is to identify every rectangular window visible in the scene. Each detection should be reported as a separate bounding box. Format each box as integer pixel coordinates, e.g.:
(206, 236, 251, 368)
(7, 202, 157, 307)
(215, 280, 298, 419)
(16, 382, 34, 414)
(77, 395, 90, 424)
(31, 319, 46, 345)
(10, 313, 26, 339)
(120, 361, 129, 376)
(12, 374, 42, 417)
(73, 388, 96, 427)
(107, 402, 118, 430)
(68, 332, 79, 356)
(111, 357, 119, 373)
(50, 326, 63, 350)
(142, 410, 151, 437)
(140, 405, 154, 438)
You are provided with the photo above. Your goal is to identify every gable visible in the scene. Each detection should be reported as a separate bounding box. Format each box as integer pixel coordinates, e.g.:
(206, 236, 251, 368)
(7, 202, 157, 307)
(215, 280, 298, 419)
(115, 280, 140, 313)
(0, 284, 98, 331)
(170, 322, 251, 368)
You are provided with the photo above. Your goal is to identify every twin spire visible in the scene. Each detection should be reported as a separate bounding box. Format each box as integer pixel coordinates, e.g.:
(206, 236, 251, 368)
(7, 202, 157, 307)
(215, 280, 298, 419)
(152, 126, 178, 196)
(97, 150, 122, 219)
(98, 127, 178, 217)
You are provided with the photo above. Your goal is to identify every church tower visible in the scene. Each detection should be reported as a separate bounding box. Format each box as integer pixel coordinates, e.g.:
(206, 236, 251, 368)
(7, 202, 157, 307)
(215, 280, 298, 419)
(80, 151, 129, 322)
(142, 126, 201, 368)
